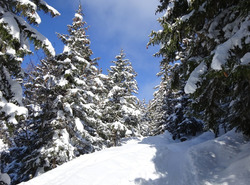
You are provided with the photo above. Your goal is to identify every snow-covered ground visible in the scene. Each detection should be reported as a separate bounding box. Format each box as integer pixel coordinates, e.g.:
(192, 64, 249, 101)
(18, 130, 250, 185)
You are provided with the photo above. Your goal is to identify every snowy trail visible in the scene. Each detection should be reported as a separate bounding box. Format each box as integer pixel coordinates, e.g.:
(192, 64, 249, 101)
(19, 130, 250, 185)
(135, 132, 211, 185)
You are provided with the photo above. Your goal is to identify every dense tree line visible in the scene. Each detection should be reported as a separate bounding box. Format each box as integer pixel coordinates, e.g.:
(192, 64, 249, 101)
(0, 3, 142, 184)
(148, 0, 250, 138)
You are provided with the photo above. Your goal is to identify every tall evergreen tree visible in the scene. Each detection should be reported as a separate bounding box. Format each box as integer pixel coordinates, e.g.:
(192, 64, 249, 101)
(0, 0, 59, 145)
(147, 64, 203, 139)
(138, 99, 152, 136)
(0, 1, 59, 184)
(101, 50, 141, 146)
(147, 76, 169, 135)
(149, 0, 250, 136)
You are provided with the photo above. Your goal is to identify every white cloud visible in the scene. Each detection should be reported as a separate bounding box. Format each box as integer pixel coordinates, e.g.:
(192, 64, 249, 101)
(82, 0, 160, 41)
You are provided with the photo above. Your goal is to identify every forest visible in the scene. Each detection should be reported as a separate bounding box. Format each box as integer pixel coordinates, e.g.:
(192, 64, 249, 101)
(0, 0, 250, 184)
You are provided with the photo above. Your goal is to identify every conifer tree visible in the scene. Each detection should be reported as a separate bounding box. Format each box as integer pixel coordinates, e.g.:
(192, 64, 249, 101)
(101, 50, 141, 146)
(138, 99, 152, 136)
(149, 0, 250, 136)
(147, 77, 169, 135)
(0, 0, 59, 146)
(147, 64, 203, 139)
(0, 1, 59, 183)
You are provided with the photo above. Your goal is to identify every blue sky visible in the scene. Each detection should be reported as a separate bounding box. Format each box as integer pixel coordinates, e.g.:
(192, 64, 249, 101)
(25, 0, 162, 102)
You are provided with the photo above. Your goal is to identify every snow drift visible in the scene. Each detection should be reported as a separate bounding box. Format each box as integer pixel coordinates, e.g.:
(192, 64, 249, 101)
(19, 130, 250, 185)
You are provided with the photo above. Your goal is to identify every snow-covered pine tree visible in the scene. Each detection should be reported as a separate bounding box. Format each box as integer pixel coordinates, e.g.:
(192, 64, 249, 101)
(91, 72, 111, 141)
(55, 5, 106, 147)
(147, 76, 169, 135)
(149, 0, 250, 136)
(0, 1, 59, 183)
(0, 0, 59, 146)
(147, 63, 203, 140)
(138, 99, 152, 136)
(101, 50, 141, 146)
(163, 88, 203, 140)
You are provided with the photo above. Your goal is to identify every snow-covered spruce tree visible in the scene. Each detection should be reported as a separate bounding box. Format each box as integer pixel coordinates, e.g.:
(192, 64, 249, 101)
(162, 88, 203, 140)
(0, 0, 59, 183)
(0, 0, 59, 144)
(147, 63, 203, 139)
(147, 76, 169, 135)
(55, 5, 107, 147)
(138, 99, 153, 136)
(149, 0, 250, 136)
(101, 50, 141, 146)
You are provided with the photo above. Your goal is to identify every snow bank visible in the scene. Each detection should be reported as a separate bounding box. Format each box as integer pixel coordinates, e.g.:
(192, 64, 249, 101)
(19, 136, 159, 185)
(19, 130, 250, 185)
(188, 130, 250, 185)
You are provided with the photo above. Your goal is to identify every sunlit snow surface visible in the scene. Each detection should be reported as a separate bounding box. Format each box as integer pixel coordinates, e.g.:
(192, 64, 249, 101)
(19, 130, 250, 185)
